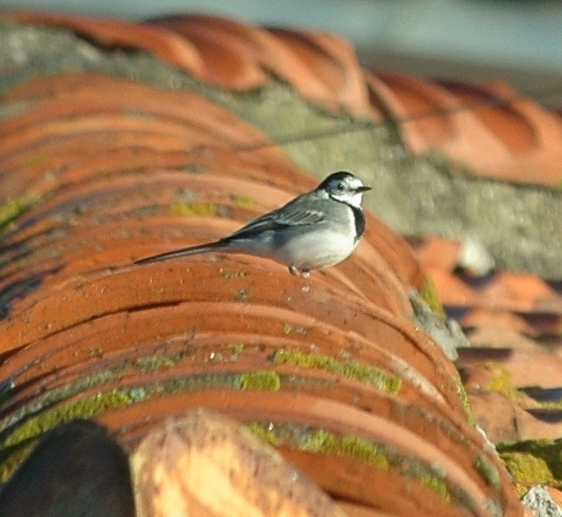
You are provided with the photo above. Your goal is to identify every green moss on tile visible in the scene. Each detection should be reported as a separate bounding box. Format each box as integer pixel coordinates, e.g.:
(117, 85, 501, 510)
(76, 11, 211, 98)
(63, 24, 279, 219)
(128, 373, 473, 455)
(245, 423, 280, 446)
(0, 370, 121, 436)
(497, 438, 562, 484)
(499, 451, 554, 486)
(273, 349, 402, 394)
(455, 379, 477, 426)
(483, 363, 524, 403)
(280, 324, 308, 336)
(170, 202, 218, 217)
(300, 429, 389, 469)
(418, 276, 445, 317)
(282, 324, 293, 335)
(230, 194, 254, 208)
(135, 355, 177, 373)
(1, 389, 133, 449)
(15, 154, 48, 169)
(419, 472, 451, 501)
(513, 483, 531, 498)
(538, 400, 562, 411)
(0, 440, 37, 483)
(239, 422, 457, 503)
(473, 455, 501, 490)
(129, 387, 148, 402)
(154, 373, 239, 395)
(231, 343, 245, 354)
(235, 288, 249, 301)
(0, 195, 40, 233)
(238, 371, 281, 391)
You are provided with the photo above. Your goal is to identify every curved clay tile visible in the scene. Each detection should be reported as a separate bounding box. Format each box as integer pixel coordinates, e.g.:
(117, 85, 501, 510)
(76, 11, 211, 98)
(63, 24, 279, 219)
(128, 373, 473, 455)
(3, 11, 562, 185)
(265, 26, 373, 116)
(461, 354, 562, 442)
(420, 266, 562, 336)
(0, 70, 523, 516)
(411, 233, 562, 445)
(441, 80, 562, 185)
(0, 10, 207, 77)
(0, 14, 556, 511)
(410, 235, 562, 338)
(370, 71, 531, 180)
(149, 15, 374, 116)
(147, 15, 273, 90)
(131, 410, 349, 517)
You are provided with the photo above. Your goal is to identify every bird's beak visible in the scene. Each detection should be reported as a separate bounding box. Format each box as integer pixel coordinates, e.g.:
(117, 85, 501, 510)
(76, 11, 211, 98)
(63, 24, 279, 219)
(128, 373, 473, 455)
(355, 185, 372, 193)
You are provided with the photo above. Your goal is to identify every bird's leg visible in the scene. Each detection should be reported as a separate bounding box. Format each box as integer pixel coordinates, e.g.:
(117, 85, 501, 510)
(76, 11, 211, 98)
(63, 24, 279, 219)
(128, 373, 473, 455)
(289, 265, 310, 278)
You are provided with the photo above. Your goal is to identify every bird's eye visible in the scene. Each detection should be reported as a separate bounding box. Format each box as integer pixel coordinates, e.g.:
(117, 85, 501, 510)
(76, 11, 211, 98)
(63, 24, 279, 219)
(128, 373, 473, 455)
(336, 183, 345, 190)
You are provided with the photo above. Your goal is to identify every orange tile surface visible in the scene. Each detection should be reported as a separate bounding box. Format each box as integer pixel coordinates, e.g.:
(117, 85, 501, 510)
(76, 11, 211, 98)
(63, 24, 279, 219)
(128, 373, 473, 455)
(0, 67, 521, 517)
(2, 8, 558, 515)
(1, 10, 561, 186)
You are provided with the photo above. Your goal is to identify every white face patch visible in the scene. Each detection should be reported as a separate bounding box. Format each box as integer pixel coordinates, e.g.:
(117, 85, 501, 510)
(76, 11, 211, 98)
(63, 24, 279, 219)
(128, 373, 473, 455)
(347, 190, 365, 208)
(327, 175, 367, 207)
(346, 176, 365, 191)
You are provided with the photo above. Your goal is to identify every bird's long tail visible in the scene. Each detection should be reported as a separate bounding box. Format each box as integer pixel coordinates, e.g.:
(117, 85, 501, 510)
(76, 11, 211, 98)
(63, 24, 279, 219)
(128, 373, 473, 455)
(135, 240, 229, 265)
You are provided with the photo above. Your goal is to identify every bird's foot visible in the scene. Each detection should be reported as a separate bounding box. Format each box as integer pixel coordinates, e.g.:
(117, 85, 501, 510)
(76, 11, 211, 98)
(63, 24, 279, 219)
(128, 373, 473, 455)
(289, 265, 310, 278)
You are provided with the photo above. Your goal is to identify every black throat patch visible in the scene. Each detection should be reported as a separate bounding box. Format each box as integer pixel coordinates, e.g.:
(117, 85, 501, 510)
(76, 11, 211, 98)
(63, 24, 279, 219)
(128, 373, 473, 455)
(329, 194, 366, 242)
(350, 205, 366, 242)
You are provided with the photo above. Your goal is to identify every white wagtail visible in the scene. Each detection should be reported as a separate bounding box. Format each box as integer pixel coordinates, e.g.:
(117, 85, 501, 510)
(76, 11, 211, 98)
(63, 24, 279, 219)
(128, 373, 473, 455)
(136, 171, 371, 277)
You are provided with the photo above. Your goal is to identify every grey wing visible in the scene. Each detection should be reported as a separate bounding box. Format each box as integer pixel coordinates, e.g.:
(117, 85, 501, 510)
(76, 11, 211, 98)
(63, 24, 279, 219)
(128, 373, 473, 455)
(272, 206, 326, 226)
(226, 202, 325, 241)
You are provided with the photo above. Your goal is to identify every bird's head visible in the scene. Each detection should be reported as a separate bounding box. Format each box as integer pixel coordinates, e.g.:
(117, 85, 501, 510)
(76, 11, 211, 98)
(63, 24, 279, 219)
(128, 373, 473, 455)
(317, 171, 371, 207)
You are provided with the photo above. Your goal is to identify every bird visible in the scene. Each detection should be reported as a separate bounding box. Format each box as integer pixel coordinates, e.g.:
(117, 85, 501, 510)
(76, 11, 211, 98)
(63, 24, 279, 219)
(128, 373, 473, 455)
(135, 171, 371, 277)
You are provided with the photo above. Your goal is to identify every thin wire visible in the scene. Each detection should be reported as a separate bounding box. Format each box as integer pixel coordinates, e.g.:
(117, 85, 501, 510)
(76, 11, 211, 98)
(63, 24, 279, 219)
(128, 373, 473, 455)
(226, 84, 562, 154)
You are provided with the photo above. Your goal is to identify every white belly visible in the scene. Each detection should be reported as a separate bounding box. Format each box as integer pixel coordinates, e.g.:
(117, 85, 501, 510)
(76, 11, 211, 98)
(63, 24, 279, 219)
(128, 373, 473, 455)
(272, 229, 358, 270)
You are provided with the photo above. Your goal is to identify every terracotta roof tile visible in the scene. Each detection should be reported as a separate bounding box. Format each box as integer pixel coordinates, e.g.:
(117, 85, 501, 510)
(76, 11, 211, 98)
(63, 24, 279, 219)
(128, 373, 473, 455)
(411, 236, 562, 338)
(3, 9, 557, 514)
(2, 10, 561, 185)
(149, 15, 374, 115)
(413, 234, 562, 447)
(0, 68, 522, 516)
(131, 410, 349, 517)
(1, 11, 208, 77)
